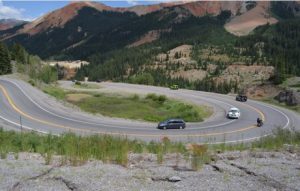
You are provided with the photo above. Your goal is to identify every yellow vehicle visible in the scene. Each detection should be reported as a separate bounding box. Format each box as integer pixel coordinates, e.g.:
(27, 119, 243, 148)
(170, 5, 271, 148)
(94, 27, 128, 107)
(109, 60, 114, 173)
(170, 84, 179, 90)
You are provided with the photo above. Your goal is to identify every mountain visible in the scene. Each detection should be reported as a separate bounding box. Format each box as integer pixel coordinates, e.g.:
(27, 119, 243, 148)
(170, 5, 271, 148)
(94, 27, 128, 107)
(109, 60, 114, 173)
(0, 1, 281, 59)
(1, 1, 300, 92)
(0, 19, 26, 31)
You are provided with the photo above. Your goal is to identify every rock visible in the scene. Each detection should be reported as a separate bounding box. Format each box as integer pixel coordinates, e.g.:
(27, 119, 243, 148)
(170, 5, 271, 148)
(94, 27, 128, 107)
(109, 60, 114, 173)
(168, 176, 181, 182)
(274, 90, 300, 106)
(283, 144, 294, 153)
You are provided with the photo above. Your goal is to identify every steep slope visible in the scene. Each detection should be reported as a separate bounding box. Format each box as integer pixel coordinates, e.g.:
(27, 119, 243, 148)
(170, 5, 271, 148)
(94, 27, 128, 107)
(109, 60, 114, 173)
(0, 19, 26, 31)
(1, 1, 238, 59)
(224, 1, 277, 36)
(0, 0, 297, 61)
(16, 2, 114, 36)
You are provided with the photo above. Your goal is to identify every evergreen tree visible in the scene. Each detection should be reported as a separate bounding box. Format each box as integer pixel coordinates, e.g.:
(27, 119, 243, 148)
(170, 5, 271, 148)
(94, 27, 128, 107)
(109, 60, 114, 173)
(11, 43, 26, 64)
(0, 43, 11, 75)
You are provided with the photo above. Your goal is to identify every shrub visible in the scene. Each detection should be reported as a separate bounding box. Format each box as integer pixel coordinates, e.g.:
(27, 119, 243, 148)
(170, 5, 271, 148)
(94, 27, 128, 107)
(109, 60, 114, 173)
(190, 144, 211, 171)
(130, 73, 154, 85)
(146, 93, 158, 101)
(28, 79, 35, 86)
(146, 93, 167, 104)
(157, 95, 167, 104)
(38, 65, 57, 84)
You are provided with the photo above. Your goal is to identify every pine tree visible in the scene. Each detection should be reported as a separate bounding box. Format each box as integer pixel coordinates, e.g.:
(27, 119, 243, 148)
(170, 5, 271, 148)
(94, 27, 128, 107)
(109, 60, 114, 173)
(0, 43, 11, 75)
(11, 43, 26, 64)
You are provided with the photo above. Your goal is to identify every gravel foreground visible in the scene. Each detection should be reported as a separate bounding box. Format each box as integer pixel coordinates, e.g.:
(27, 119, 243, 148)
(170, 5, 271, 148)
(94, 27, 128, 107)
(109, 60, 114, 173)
(1, 150, 300, 191)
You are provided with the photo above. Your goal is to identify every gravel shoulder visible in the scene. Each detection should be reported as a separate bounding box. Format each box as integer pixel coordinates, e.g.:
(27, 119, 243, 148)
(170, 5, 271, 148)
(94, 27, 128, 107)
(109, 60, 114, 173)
(1, 150, 299, 191)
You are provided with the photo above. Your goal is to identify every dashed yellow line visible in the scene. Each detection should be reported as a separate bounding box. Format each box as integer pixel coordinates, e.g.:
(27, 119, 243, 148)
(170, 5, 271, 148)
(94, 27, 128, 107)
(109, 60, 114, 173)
(0, 84, 265, 138)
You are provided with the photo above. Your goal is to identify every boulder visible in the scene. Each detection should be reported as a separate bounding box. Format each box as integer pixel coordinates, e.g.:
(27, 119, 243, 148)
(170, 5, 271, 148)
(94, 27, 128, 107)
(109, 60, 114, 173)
(168, 176, 182, 182)
(274, 90, 300, 106)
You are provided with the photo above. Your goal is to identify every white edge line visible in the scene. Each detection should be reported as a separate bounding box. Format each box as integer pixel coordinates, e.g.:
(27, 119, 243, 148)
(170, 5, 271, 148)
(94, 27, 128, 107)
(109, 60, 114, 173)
(0, 114, 51, 135)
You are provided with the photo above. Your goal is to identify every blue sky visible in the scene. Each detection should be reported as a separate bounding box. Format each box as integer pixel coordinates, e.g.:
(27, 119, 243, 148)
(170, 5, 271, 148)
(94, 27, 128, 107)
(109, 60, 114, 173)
(0, 1, 168, 21)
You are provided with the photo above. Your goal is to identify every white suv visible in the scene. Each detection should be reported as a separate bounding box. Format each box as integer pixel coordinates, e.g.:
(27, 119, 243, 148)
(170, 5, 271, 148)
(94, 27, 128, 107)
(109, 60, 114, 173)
(227, 107, 241, 119)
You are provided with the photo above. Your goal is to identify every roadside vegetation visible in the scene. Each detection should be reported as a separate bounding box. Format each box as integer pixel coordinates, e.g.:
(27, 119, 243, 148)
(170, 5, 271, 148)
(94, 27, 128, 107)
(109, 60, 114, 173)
(42, 85, 67, 100)
(0, 128, 299, 169)
(71, 93, 211, 122)
(41, 84, 211, 122)
(262, 98, 300, 114)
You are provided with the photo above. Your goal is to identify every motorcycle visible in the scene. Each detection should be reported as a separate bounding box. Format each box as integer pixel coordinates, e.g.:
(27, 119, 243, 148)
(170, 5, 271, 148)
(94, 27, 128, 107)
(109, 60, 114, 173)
(257, 120, 263, 127)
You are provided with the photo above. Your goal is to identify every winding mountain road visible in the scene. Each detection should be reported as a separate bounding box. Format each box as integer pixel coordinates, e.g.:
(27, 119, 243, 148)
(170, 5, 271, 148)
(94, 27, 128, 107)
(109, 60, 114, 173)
(0, 77, 299, 143)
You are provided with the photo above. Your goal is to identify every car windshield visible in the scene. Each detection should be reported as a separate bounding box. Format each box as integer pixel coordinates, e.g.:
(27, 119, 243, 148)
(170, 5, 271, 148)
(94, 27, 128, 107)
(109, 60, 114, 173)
(230, 109, 238, 113)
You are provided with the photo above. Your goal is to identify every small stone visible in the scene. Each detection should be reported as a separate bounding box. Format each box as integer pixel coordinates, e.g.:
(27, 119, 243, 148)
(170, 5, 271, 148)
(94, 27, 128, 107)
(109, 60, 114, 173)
(168, 176, 181, 182)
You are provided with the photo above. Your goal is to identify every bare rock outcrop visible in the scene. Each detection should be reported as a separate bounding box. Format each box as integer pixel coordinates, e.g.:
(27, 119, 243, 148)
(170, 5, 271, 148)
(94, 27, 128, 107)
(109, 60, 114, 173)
(274, 90, 300, 106)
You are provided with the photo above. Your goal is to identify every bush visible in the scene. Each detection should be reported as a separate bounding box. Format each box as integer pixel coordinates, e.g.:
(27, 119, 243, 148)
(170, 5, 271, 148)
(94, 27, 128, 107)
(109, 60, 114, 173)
(146, 93, 158, 101)
(28, 79, 35, 86)
(130, 73, 154, 85)
(146, 93, 167, 104)
(75, 81, 81, 85)
(38, 65, 57, 84)
(157, 95, 167, 104)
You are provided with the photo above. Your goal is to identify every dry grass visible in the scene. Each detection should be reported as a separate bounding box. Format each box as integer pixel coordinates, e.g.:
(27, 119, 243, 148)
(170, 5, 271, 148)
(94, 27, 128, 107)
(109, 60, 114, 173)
(66, 93, 92, 102)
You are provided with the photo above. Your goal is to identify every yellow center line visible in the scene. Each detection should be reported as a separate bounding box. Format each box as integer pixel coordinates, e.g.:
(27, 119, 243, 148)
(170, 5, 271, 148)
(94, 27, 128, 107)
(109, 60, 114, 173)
(245, 104, 265, 121)
(0, 84, 265, 138)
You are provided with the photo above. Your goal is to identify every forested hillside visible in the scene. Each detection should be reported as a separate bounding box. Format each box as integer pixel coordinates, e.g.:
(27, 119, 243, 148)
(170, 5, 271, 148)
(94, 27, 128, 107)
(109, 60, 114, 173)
(75, 12, 300, 93)
(1, 1, 300, 94)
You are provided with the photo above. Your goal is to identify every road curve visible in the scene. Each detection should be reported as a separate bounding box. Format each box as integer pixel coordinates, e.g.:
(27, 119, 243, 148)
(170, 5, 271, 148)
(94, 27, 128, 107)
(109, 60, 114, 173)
(0, 77, 299, 143)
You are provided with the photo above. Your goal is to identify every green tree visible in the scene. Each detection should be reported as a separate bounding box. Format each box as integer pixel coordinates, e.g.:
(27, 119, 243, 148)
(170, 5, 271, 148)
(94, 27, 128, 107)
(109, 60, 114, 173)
(11, 43, 26, 64)
(0, 43, 11, 75)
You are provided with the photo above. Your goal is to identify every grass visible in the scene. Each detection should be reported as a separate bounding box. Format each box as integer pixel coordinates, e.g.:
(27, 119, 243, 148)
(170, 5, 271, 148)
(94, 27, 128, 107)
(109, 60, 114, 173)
(0, 128, 299, 168)
(67, 93, 211, 122)
(42, 85, 67, 100)
(262, 98, 300, 114)
(41, 84, 211, 122)
(66, 93, 92, 102)
(0, 128, 187, 166)
(211, 128, 300, 152)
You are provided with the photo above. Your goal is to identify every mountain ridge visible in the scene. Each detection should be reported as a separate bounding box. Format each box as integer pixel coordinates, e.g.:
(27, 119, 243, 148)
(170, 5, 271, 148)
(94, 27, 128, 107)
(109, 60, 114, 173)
(0, 1, 271, 39)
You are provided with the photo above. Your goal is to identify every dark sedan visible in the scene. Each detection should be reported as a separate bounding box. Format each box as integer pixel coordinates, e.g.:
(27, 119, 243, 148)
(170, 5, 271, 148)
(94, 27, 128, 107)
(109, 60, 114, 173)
(157, 119, 186, 130)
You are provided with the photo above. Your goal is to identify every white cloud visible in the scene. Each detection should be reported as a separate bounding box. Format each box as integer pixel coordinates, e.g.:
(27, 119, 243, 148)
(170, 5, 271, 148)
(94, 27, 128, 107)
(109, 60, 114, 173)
(126, 0, 138, 6)
(0, 0, 27, 20)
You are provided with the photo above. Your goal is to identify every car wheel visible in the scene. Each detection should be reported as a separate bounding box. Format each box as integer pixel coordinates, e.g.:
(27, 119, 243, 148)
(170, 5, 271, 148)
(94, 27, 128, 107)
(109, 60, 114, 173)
(179, 126, 182, 129)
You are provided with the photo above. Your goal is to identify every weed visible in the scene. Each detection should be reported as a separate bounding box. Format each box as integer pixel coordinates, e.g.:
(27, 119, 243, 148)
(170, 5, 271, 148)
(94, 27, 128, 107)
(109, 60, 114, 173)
(0, 127, 299, 167)
(190, 144, 210, 171)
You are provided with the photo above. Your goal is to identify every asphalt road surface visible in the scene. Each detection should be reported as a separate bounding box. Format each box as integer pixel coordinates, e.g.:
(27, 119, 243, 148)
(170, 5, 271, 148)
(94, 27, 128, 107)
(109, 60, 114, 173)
(1, 77, 299, 143)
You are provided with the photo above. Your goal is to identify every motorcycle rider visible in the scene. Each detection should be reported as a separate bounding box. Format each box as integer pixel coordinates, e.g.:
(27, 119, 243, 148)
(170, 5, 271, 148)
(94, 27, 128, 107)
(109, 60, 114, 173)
(257, 117, 263, 126)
